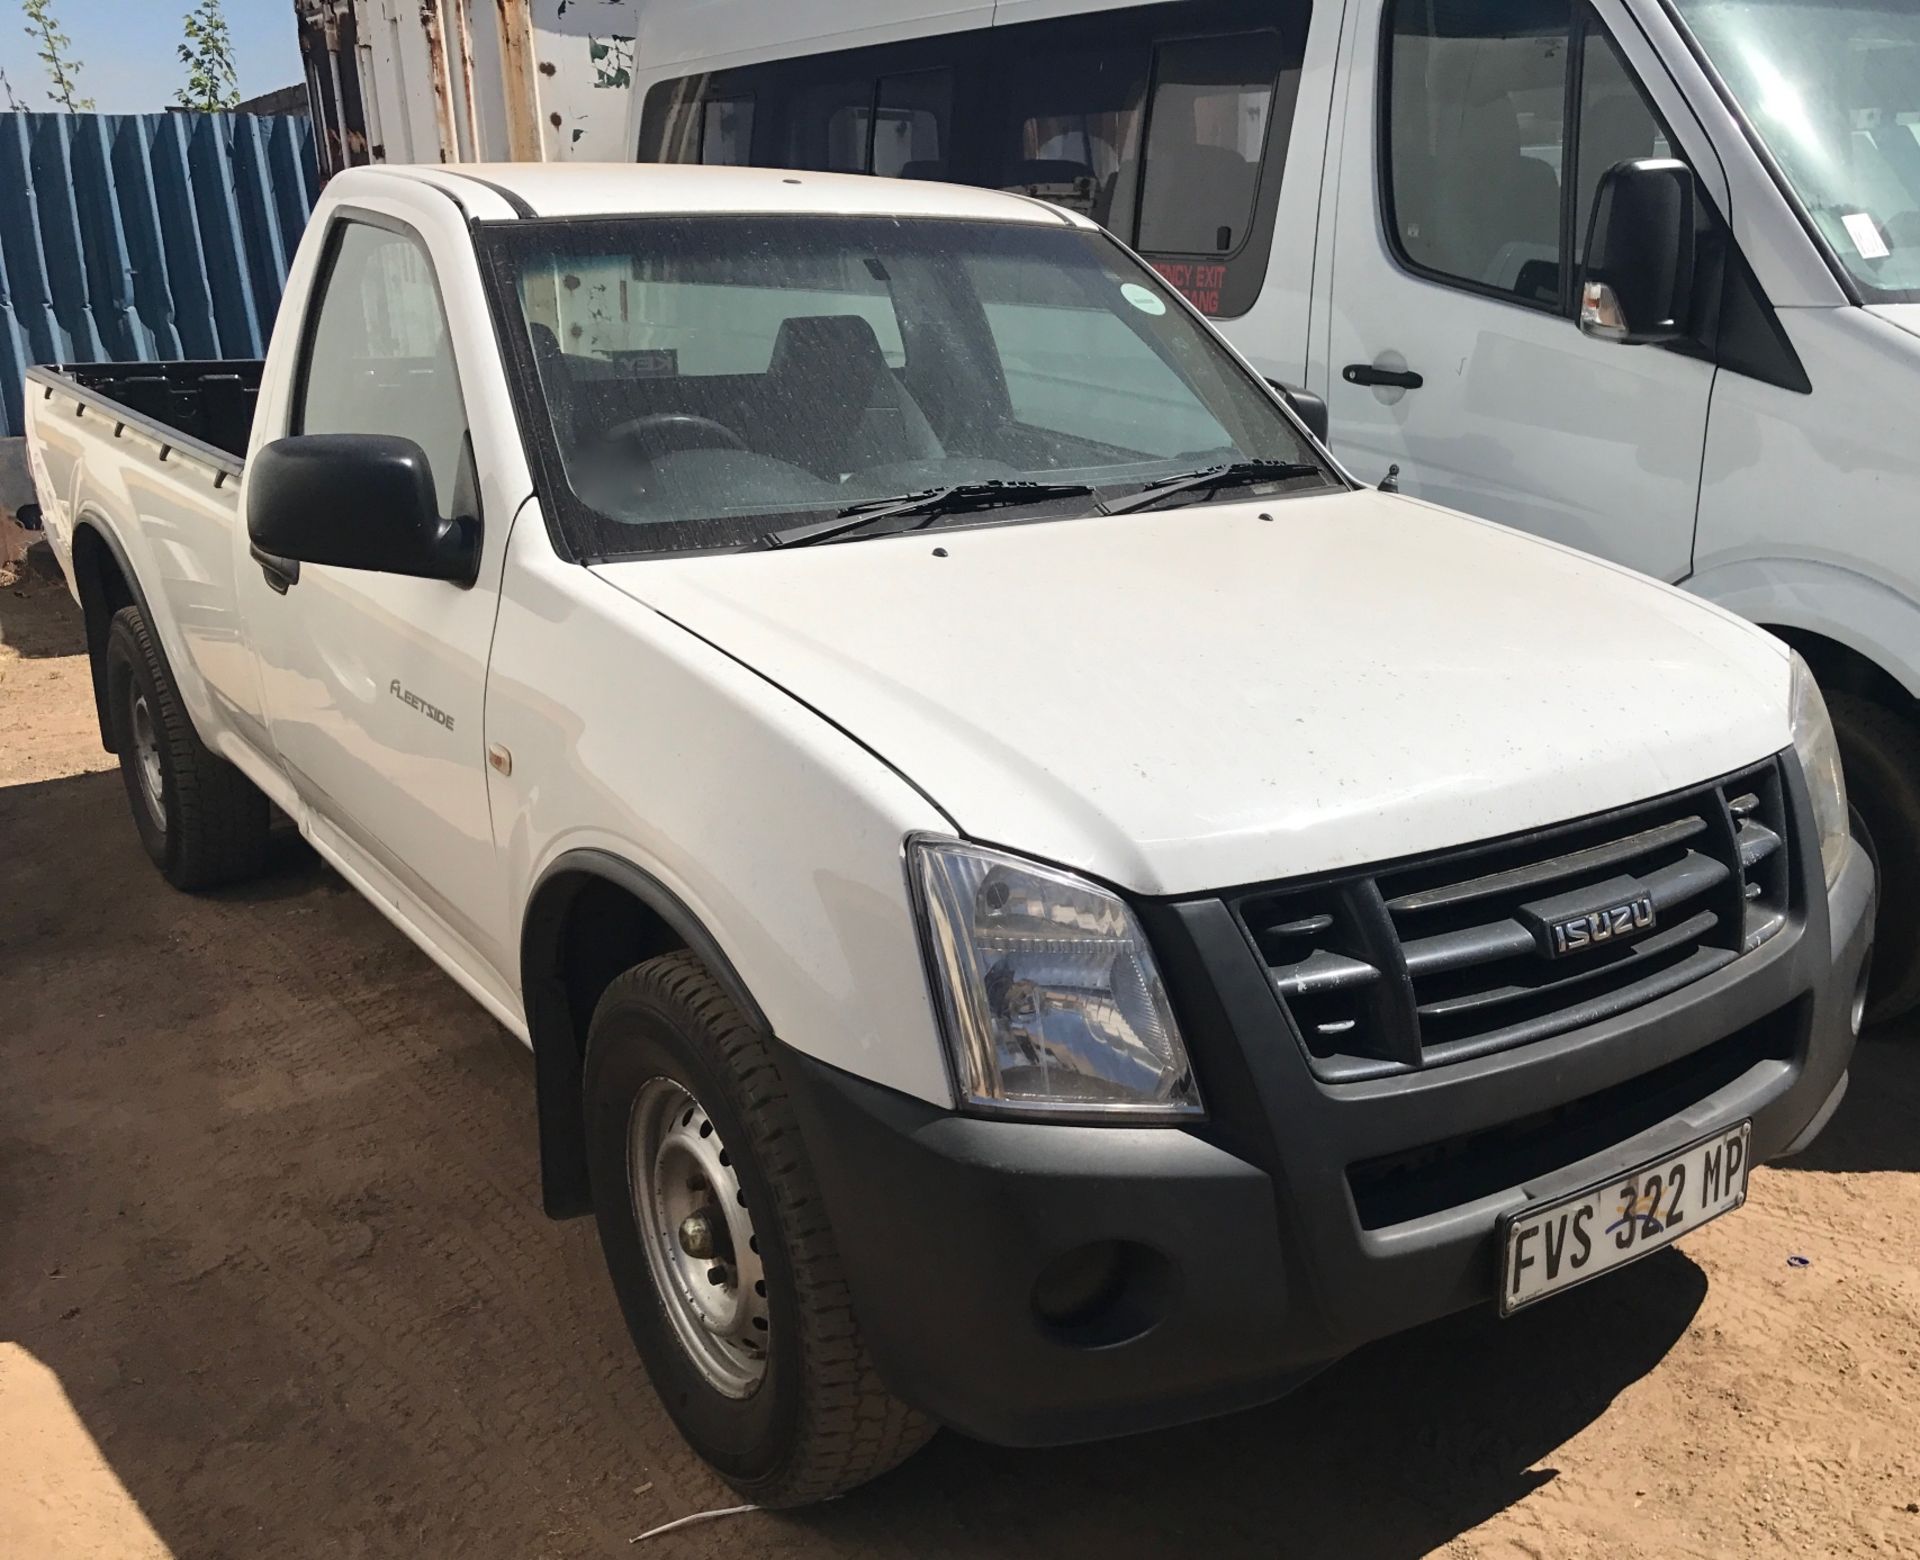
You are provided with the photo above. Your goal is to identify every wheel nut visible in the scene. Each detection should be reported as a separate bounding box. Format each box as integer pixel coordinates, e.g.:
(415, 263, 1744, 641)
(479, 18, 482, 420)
(677, 1213, 715, 1259)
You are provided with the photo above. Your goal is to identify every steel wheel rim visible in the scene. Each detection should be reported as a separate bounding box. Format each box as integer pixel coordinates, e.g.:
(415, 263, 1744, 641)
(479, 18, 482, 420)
(129, 690, 165, 831)
(628, 1077, 769, 1397)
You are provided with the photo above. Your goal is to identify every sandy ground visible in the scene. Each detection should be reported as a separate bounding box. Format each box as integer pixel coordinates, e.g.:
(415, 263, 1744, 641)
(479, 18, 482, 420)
(2, 540, 1918, 1560)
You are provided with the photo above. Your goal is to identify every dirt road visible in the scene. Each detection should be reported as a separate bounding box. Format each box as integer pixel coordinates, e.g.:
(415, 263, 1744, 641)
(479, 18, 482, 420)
(3, 544, 1919, 1559)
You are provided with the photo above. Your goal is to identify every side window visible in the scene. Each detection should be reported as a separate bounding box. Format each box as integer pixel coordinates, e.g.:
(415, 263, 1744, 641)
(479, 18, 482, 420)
(294, 221, 469, 518)
(641, 77, 705, 163)
(874, 70, 951, 178)
(639, 7, 1305, 320)
(1573, 31, 1670, 266)
(991, 8, 1305, 318)
(1385, 0, 1679, 309)
(1132, 33, 1287, 256)
(781, 69, 954, 177)
(701, 95, 754, 165)
(787, 79, 873, 172)
(997, 44, 1149, 228)
(1385, 0, 1572, 305)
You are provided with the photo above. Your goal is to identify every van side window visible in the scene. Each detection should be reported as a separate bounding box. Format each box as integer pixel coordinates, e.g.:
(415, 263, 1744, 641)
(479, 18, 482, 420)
(1573, 32, 1670, 266)
(293, 221, 470, 521)
(701, 95, 754, 165)
(1385, 0, 1571, 305)
(1131, 33, 1288, 257)
(875, 70, 951, 178)
(1384, 0, 1676, 310)
(999, 43, 1149, 228)
(774, 71, 953, 176)
(634, 0, 1310, 317)
(788, 79, 874, 172)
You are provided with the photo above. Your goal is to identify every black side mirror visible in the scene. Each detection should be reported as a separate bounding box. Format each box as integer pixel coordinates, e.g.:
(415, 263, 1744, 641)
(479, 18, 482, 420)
(1266, 379, 1330, 445)
(248, 434, 477, 586)
(1578, 158, 1696, 346)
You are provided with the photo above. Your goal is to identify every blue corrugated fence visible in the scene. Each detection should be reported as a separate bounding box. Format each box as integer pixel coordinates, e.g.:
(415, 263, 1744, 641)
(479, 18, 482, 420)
(0, 111, 319, 437)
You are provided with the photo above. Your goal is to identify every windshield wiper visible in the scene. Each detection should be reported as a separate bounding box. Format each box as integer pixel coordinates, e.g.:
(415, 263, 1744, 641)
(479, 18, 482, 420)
(763, 481, 1095, 548)
(1100, 460, 1325, 516)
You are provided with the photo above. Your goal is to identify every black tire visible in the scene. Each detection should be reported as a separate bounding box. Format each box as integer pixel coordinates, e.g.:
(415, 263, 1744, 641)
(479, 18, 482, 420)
(1828, 690, 1920, 1024)
(104, 604, 270, 891)
(583, 951, 932, 1506)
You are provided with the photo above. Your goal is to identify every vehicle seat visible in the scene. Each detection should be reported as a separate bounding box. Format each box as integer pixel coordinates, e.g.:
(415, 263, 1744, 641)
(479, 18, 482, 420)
(527, 321, 578, 451)
(755, 314, 942, 478)
(1424, 91, 1560, 291)
(1136, 143, 1258, 251)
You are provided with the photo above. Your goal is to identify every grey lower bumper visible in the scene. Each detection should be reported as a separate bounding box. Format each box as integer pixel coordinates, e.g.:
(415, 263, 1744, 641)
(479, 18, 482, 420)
(783, 839, 1870, 1448)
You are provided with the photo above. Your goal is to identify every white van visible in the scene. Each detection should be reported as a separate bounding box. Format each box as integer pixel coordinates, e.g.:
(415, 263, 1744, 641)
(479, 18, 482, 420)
(622, 0, 1920, 1018)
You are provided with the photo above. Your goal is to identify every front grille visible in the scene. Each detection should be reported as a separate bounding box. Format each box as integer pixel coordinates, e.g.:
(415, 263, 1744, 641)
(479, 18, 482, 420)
(1235, 758, 1792, 1082)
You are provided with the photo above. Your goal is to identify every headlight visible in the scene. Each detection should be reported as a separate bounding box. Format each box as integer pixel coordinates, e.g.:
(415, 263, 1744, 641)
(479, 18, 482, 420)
(911, 839, 1201, 1118)
(1789, 652, 1850, 889)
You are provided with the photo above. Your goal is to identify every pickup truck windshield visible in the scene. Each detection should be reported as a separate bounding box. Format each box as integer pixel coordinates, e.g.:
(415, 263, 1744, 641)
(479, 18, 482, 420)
(480, 214, 1330, 557)
(1674, 0, 1920, 300)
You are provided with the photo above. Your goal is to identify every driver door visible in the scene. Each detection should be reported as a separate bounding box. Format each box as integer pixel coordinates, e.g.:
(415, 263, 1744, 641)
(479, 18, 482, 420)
(1321, 0, 1718, 581)
(242, 206, 521, 1002)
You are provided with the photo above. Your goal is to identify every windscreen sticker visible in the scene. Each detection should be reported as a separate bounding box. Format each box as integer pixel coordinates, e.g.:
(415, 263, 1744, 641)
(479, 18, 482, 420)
(1842, 212, 1890, 261)
(1120, 282, 1168, 316)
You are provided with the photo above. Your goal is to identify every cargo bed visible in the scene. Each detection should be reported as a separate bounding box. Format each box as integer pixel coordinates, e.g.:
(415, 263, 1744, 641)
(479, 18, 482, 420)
(25, 359, 265, 478)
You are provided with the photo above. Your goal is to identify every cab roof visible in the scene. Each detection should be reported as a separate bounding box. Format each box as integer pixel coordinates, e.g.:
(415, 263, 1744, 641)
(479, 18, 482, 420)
(339, 161, 1093, 228)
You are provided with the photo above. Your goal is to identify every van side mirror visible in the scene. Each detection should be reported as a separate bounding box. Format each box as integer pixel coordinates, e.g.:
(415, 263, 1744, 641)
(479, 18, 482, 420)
(248, 434, 477, 586)
(1266, 379, 1330, 445)
(1578, 158, 1696, 346)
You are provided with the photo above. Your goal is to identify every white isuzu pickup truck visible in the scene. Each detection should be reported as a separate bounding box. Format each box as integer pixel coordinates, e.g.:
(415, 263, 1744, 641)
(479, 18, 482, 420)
(25, 163, 1872, 1504)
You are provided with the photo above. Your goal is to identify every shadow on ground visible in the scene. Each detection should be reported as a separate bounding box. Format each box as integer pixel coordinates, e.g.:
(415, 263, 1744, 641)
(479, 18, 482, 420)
(0, 542, 82, 658)
(786, 1252, 1706, 1559)
(3, 762, 1823, 1559)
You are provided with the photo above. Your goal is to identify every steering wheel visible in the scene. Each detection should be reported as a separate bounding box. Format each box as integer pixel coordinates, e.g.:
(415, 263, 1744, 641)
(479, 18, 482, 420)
(602, 412, 747, 461)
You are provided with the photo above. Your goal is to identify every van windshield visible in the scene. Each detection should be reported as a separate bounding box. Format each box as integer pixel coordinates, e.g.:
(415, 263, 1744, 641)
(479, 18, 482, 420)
(1674, 0, 1920, 300)
(481, 215, 1332, 557)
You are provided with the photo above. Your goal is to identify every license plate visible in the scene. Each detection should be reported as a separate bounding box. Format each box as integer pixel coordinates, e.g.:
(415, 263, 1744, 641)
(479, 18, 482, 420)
(1499, 1122, 1751, 1315)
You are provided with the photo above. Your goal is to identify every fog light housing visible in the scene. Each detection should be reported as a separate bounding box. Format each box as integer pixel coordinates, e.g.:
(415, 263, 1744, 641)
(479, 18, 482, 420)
(1030, 1240, 1171, 1345)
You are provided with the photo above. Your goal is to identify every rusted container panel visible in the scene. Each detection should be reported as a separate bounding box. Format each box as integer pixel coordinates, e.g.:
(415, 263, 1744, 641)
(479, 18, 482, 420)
(296, 0, 640, 179)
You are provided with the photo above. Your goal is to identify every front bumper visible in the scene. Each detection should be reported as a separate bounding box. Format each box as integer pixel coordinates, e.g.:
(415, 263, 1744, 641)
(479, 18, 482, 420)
(782, 827, 1872, 1449)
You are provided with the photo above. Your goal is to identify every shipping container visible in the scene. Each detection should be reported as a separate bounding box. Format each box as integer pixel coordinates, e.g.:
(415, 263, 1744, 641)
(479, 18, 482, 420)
(295, 0, 641, 176)
(0, 110, 317, 438)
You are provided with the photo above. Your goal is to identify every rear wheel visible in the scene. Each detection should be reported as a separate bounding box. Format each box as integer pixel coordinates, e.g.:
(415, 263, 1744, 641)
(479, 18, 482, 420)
(582, 952, 932, 1505)
(1828, 690, 1920, 1024)
(104, 605, 270, 891)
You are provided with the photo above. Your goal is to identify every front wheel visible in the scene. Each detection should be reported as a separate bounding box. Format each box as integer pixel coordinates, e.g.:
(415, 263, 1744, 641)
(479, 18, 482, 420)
(582, 952, 932, 1505)
(1828, 691, 1920, 1025)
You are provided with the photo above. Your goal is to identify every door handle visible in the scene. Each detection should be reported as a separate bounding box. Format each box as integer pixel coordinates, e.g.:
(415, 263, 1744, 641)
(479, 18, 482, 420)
(250, 541, 300, 594)
(1342, 363, 1424, 390)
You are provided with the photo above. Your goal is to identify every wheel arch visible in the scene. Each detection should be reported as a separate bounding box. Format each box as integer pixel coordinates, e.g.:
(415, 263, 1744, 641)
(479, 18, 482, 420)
(1763, 623, 1916, 715)
(1688, 556, 1920, 709)
(519, 848, 769, 1219)
(68, 516, 148, 753)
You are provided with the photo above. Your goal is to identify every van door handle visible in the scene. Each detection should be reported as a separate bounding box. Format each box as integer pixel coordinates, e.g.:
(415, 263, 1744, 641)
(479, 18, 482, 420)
(250, 541, 300, 594)
(1342, 363, 1424, 390)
